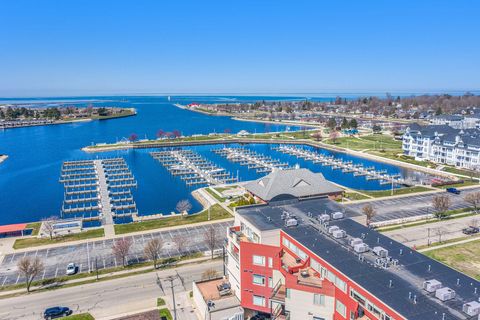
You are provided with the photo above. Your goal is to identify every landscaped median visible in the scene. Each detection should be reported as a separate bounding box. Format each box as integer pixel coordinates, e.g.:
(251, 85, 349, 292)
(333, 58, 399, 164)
(13, 228, 105, 250)
(359, 186, 433, 198)
(60, 313, 95, 320)
(114, 204, 232, 235)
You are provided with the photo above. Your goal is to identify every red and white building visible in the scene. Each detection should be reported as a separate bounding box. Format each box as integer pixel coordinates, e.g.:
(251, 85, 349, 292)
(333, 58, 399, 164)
(224, 196, 479, 320)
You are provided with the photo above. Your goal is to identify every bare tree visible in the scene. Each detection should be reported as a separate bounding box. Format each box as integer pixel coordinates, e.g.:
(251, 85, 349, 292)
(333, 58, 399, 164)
(202, 268, 220, 280)
(176, 199, 192, 217)
(434, 227, 444, 243)
(312, 132, 323, 142)
(464, 192, 480, 214)
(470, 218, 479, 229)
(41, 216, 59, 240)
(17, 256, 44, 292)
(144, 238, 163, 269)
(329, 131, 339, 144)
(174, 235, 189, 257)
(112, 238, 132, 267)
(204, 226, 219, 259)
(362, 204, 376, 226)
(432, 195, 451, 219)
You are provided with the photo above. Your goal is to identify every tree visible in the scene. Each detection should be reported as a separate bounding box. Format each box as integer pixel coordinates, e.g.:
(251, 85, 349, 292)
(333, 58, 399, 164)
(312, 132, 323, 142)
(17, 256, 44, 292)
(435, 106, 443, 115)
(144, 238, 163, 269)
(176, 199, 192, 216)
(112, 238, 132, 267)
(202, 268, 220, 280)
(362, 204, 376, 226)
(173, 235, 189, 257)
(172, 130, 181, 138)
(464, 192, 480, 214)
(372, 125, 382, 134)
(128, 133, 138, 142)
(434, 227, 444, 243)
(156, 129, 165, 139)
(329, 131, 339, 144)
(41, 216, 59, 240)
(204, 226, 219, 259)
(432, 195, 451, 219)
(326, 117, 337, 130)
(341, 117, 349, 129)
(349, 118, 358, 129)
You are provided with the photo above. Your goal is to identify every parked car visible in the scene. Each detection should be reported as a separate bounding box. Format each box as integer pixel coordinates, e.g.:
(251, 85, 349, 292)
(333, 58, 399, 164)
(43, 306, 72, 319)
(66, 263, 77, 275)
(446, 187, 461, 194)
(462, 226, 479, 235)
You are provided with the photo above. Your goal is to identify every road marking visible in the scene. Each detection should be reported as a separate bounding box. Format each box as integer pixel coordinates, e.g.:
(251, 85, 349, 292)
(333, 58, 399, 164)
(9, 253, 15, 263)
(87, 242, 91, 273)
(54, 267, 58, 278)
(42, 269, 46, 280)
(103, 258, 106, 269)
(1, 276, 7, 286)
(135, 254, 140, 263)
(114, 258, 117, 268)
(45, 248, 49, 258)
(15, 274, 20, 284)
(79, 264, 82, 273)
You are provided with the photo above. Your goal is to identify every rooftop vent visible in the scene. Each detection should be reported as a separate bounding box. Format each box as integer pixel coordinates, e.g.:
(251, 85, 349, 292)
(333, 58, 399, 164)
(285, 218, 298, 227)
(332, 229, 346, 239)
(372, 246, 389, 258)
(423, 279, 442, 293)
(435, 287, 456, 301)
(317, 214, 330, 223)
(332, 211, 344, 220)
(463, 301, 480, 316)
(354, 243, 369, 253)
(328, 225, 340, 234)
(349, 238, 363, 247)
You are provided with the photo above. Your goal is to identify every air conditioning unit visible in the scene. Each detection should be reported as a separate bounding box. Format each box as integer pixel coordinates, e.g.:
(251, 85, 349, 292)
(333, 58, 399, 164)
(317, 214, 330, 223)
(285, 218, 298, 227)
(349, 238, 363, 247)
(423, 279, 442, 293)
(435, 287, 456, 301)
(332, 211, 344, 220)
(463, 301, 480, 316)
(373, 246, 389, 258)
(354, 243, 369, 253)
(332, 229, 346, 239)
(328, 226, 340, 234)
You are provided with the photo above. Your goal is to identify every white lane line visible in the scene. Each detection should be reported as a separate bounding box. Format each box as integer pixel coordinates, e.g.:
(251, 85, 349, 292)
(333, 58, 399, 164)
(15, 274, 20, 284)
(103, 258, 106, 269)
(45, 248, 50, 258)
(79, 264, 83, 273)
(42, 269, 46, 280)
(87, 242, 91, 273)
(54, 267, 59, 278)
(1, 276, 8, 286)
(9, 253, 15, 263)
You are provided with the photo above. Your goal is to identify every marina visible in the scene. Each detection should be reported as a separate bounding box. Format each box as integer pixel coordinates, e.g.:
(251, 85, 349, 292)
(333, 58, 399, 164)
(212, 146, 293, 174)
(151, 149, 238, 186)
(59, 157, 138, 226)
(272, 145, 411, 186)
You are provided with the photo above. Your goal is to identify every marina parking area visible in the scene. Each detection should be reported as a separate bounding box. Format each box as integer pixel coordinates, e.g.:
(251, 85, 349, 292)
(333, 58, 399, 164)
(345, 186, 480, 223)
(0, 221, 231, 287)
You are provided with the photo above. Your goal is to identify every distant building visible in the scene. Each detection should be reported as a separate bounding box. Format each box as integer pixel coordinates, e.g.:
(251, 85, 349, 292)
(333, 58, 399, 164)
(402, 123, 480, 169)
(430, 114, 480, 129)
(244, 168, 343, 203)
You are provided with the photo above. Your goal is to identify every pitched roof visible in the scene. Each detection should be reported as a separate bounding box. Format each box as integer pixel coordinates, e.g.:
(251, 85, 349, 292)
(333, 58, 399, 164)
(244, 168, 343, 201)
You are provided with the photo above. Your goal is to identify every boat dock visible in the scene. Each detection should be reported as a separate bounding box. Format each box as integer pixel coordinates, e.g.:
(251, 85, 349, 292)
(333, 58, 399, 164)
(151, 150, 237, 186)
(59, 158, 138, 225)
(272, 145, 408, 186)
(212, 147, 292, 174)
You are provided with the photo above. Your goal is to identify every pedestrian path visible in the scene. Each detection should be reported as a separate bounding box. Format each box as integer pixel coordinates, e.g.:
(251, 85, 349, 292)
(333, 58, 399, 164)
(94, 160, 114, 225)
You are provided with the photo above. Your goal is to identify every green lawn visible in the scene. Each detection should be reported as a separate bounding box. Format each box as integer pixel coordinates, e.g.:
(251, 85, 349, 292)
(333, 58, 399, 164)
(423, 239, 480, 280)
(205, 188, 226, 202)
(324, 134, 402, 152)
(436, 180, 479, 189)
(13, 228, 105, 249)
(26, 222, 41, 236)
(157, 297, 166, 306)
(442, 166, 480, 177)
(114, 204, 232, 234)
(360, 186, 432, 198)
(343, 192, 370, 201)
(159, 308, 173, 320)
(60, 313, 95, 320)
(366, 150, 435, 168)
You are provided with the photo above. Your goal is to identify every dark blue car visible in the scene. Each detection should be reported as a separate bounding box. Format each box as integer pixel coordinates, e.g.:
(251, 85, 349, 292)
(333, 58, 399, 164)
(43, 306, 72, 319)
(446, 187, 461, 194)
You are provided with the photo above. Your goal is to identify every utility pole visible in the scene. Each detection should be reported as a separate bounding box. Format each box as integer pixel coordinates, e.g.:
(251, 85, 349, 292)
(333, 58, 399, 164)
(165, 275, 178, 320)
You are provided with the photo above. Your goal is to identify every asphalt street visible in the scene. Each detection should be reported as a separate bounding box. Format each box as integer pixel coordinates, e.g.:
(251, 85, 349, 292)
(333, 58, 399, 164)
(0, 221, 231, 287)
(0, 260, 223, 320)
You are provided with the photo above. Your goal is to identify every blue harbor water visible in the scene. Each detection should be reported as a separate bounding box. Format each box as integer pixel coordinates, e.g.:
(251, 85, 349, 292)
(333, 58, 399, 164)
(0, 95, 425, 225)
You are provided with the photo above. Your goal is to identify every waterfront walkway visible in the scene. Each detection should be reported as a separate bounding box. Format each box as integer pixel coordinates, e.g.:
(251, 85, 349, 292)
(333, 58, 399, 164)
(94, 160, 114, 225)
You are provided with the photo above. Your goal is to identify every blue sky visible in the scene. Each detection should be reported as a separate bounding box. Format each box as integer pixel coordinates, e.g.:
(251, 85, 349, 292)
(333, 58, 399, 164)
(0, 0, 479, 96)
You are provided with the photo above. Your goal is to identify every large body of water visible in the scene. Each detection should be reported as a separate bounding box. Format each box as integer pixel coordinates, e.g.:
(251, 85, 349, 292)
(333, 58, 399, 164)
(0, 95, 423, 225)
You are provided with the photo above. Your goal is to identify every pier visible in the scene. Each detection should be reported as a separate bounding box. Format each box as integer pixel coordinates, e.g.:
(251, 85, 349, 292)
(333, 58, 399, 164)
(212, 147, 292, 174)
(59, 158, 138, 227)
(272, 145, 409, 186)
(151, 150, 237, 186)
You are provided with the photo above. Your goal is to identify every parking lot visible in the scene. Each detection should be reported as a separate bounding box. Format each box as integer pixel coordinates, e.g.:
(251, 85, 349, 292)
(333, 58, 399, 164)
(345, 186, 480, 223)
(0, 221, 232, 286)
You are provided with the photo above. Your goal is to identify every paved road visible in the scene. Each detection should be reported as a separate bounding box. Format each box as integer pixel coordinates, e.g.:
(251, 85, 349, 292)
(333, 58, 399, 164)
(345, 186, 480, 223)
(0, 260, 222, 320)
(384, 214, 480, 247)
(0, 221, 231, 287)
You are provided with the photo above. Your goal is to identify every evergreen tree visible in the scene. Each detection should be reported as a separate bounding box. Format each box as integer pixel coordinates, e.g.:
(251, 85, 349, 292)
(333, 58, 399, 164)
(349, 118, 358, 129)
(341, 117, 349, 129)
(326, 117, 337, 130)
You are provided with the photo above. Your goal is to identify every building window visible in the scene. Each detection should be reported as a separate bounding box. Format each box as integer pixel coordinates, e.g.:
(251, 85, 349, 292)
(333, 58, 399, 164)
(253, 295, 265, 307)
(336, 300, 346, 318)
(268, 257, 273, 268)
(285, 288, 291, 299)
(268, 277, 273, 288)
(313, 294, 325, 306)
(253, 274, 265, 286)
(335, 277, 347, 293)
(253, 255, 265, 266)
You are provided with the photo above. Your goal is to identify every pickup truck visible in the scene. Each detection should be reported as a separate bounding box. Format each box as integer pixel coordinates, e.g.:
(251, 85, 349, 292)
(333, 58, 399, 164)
(446, 187, 461, 194)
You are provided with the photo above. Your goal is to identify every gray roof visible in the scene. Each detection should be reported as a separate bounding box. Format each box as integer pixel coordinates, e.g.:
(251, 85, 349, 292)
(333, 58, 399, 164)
(244, 168, 343, 201)
(237, 199, 480, 320)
